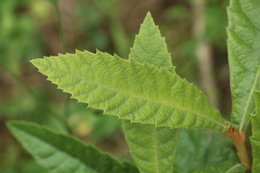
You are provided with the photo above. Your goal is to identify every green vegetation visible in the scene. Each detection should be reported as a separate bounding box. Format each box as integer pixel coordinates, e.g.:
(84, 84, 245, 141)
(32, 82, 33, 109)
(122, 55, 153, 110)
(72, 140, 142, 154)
(1, 0, 259, 172)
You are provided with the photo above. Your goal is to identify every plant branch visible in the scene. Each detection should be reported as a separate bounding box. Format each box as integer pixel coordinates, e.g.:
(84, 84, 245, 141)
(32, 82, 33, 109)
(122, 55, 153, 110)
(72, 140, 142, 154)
(225, 126, 251, 172)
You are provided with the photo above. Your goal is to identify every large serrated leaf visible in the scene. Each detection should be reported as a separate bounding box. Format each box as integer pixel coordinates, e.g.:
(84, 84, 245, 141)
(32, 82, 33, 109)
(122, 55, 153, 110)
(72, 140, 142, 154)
(31, 50, 229, 131)
(121, 12, 178, 173)
(227, 0, 260, 130)
(7, 121, 138, 173)
(250, 90, 260, 173)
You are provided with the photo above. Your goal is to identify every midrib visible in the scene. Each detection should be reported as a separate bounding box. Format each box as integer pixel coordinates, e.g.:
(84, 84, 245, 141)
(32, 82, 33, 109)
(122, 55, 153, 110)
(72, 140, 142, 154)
(239, 70, 260, 131)
(153, 127, 160, 173)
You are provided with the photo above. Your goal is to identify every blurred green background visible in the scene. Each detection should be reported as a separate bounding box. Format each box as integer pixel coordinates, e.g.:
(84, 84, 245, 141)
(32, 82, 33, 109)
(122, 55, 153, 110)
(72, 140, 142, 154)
(0, 0, 239, 172)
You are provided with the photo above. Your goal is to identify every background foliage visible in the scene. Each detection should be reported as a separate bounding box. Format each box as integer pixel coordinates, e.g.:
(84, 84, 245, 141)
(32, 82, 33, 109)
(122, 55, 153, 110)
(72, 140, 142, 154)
(0, 0, 237, 172)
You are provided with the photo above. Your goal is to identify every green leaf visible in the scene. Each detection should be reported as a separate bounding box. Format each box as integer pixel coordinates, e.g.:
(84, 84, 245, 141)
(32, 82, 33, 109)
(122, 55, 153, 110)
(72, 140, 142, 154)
(0, 161, 47, 173)
(122, 121, 178, 173)
(48, 0, 57, 4)
(121, 12, 178, 173)
(31, 50, 229, 131)
(7, 121, 138, 173)
(129, 12, 174, 72)
(192, 164, 244, 173)
(250, 90, 260, 173)
(227, 0, 260, 130)
(173, 129, 238, 173)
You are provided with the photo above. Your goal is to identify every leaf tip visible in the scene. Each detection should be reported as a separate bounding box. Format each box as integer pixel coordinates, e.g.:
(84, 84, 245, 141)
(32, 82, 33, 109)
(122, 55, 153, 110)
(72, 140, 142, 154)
(145, 11, 152, 17)
(6, 120, 27, 133)
(6, 121, 15, 130)
(30, 58, 44, 69)
(143, 11, 155, 24)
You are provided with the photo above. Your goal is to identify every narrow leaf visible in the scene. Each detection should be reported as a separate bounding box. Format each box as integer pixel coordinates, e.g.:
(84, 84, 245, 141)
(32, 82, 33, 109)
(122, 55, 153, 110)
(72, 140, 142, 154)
(31, 50, 229, 131)
(250, 90, 260, 173)
(227, 0, 260, 130)
(7, 121, 138, 173)
(122, 12, 178, 173)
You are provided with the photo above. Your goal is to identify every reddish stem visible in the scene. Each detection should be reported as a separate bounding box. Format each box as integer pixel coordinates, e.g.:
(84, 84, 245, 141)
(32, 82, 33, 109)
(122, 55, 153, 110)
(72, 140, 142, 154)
(225, 126, 251, 172)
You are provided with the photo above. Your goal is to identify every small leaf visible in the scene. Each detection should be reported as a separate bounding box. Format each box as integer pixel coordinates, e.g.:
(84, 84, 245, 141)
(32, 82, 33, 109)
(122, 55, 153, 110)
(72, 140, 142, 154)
(227, 0, 260, 130)
(129, 12, 174, 72)
(122, 121, 178, 173)
(250, 90, 260, 173)
(7, 121, 138, 173)
(122, 12, 178, 173)
(31, 50, 229, 131)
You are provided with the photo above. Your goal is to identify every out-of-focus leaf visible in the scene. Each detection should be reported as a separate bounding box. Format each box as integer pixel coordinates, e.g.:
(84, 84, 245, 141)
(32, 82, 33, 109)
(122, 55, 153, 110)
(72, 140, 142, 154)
(0, 0, 43, 73)
(8, 121, 138, 173)
(67, 101, 120, 142)
(47, 0, 57, 4)
(192, 164, 244, 173)
(0, 161, 47, 173)
(206, 4, 227, 48)
(110, 19, 130, 58)
(173, 129, 238, 173)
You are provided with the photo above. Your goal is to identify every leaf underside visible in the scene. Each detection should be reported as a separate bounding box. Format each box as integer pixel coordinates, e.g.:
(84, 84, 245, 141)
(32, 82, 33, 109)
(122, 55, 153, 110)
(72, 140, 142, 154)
(8, 121, 138, 173)
(122, 121, 178, 173)
(250, 90, 260, 173)
(121, 12, 178, 173)
(31, 50, 228, 131)
(227, 0, 260, 129)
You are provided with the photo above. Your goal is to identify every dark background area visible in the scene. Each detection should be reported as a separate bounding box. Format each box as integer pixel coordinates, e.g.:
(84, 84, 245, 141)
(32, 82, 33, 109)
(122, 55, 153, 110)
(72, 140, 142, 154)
(0, 0, 238, 172)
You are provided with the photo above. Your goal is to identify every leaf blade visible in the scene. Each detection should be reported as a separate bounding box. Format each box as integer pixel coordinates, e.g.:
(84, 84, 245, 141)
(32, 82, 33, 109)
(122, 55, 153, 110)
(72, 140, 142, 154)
(129, 12, 174, 72)
(31, 50, 229, 131)
(122, 121, 178, 173)
(173, 129, 238, 173)
(7, 121, 138, 173)
(227, 0, 260, 129)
